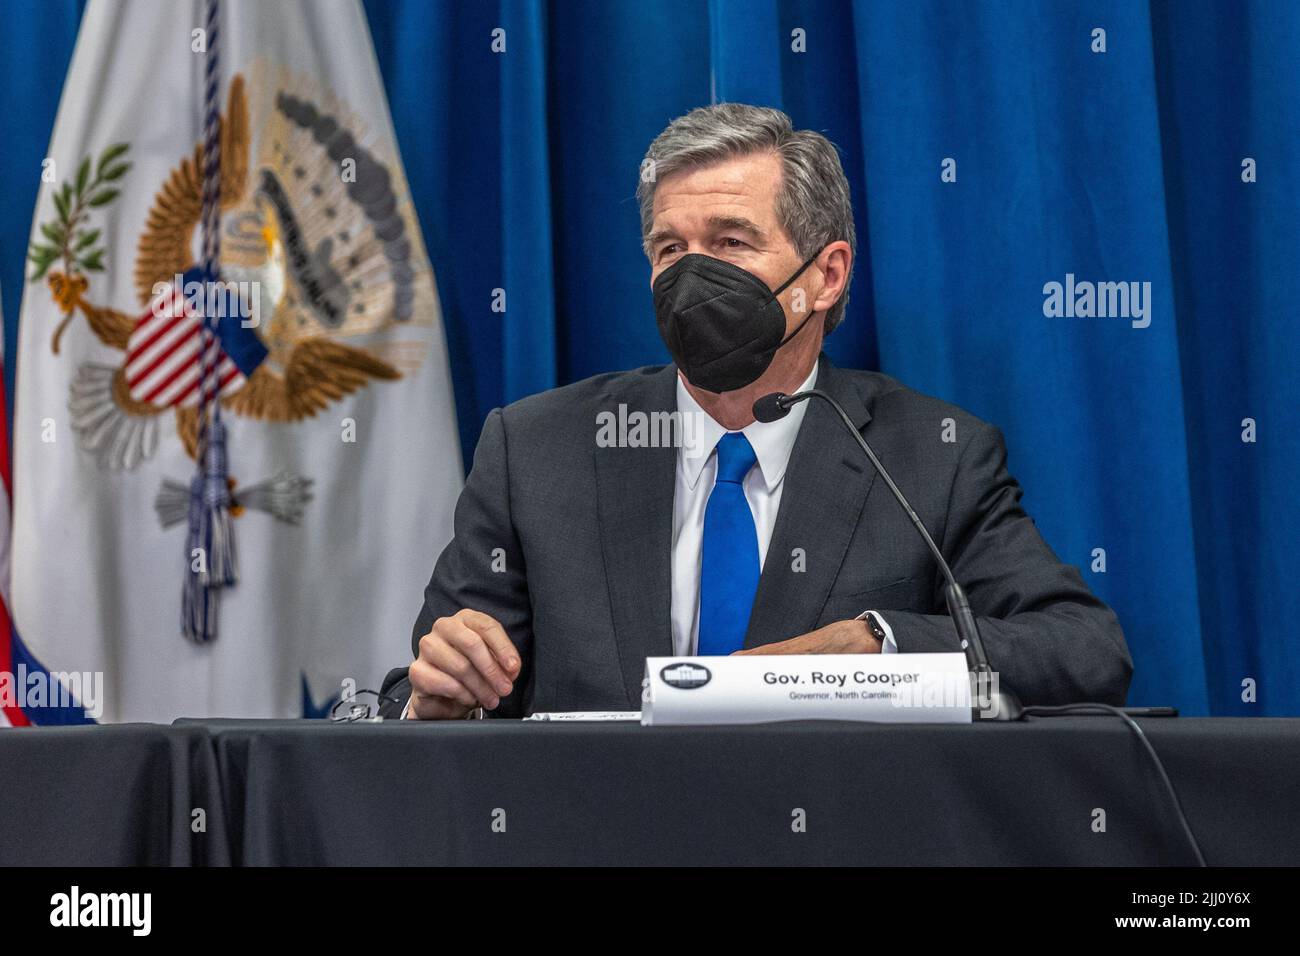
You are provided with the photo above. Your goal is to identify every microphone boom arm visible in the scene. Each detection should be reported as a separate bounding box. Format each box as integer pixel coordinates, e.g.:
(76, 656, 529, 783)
(768, 389, 1020, 720)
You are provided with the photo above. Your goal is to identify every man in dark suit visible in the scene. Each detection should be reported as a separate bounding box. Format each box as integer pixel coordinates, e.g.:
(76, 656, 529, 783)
(382, 104, 1131, 719)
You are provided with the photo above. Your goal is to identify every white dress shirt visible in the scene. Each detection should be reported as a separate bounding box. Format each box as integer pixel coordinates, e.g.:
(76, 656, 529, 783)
(670, 364, 896, 656)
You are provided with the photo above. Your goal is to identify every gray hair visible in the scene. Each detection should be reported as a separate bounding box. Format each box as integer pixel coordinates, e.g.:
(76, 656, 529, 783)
(637, 103, 857, 333)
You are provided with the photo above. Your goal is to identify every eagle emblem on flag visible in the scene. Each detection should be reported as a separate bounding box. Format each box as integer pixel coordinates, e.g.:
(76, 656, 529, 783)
(27, 67, 433, 518)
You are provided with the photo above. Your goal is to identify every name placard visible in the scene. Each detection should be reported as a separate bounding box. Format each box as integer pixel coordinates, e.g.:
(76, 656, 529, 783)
(641, 653, 972, 726)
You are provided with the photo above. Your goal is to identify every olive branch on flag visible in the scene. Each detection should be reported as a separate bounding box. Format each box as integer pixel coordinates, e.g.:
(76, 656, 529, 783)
(27, 142, 131, 283)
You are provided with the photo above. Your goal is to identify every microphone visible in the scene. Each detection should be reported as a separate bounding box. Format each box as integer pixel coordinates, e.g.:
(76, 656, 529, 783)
(751, 392, 794, 423)
(754, 390, 1022, 721)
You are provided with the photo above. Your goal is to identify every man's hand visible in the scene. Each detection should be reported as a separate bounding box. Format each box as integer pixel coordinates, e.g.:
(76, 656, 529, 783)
(732, 619, 881, 656)
(407, 609, 521, 720)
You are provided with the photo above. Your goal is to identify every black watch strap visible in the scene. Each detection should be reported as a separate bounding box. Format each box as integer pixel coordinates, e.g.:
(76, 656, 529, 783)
(862, 612, 888, 643)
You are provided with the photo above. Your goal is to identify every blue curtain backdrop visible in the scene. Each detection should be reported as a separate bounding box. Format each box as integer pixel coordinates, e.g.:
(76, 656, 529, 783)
(1, 0, 1296, 717)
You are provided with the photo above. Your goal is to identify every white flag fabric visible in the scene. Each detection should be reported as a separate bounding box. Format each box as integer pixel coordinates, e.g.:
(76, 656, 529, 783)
(11, 0, 461, 722)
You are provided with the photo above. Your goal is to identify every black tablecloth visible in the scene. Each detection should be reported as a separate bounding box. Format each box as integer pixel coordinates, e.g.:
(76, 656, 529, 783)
(3, 717, 1298, 866)
(0, 724, 230, 866)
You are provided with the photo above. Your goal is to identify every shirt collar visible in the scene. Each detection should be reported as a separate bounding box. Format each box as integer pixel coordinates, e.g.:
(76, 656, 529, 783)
(676, 362, 819, 493)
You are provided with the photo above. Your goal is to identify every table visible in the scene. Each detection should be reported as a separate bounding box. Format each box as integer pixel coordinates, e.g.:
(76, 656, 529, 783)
(2, 717, 1298, 866)
(0, 724, 230, 866)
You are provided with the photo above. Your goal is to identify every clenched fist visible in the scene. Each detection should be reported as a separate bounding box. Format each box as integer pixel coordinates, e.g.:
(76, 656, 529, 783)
(407, 609, 521, 720)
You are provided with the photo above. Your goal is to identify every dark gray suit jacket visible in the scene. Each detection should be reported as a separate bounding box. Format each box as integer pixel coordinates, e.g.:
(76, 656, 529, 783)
(382, 356, 1131, 717)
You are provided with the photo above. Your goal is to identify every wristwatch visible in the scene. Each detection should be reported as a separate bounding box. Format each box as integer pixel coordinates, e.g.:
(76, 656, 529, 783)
(859, 611, 888, 644)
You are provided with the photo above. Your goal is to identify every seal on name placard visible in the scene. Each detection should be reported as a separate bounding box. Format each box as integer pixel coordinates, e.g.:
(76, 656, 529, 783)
(660, 663, 712, 689)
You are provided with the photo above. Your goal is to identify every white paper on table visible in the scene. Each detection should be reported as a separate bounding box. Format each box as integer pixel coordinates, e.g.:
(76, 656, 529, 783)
(523, 711, 642, 721)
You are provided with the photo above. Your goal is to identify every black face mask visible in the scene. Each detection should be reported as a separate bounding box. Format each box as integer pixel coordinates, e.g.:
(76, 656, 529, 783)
(653, 252, 821, 393)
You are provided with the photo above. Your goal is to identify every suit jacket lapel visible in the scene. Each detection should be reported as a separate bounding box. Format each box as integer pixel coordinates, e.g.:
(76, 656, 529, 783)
(594, 365, 678, 706)
(743, 356, 877, 649)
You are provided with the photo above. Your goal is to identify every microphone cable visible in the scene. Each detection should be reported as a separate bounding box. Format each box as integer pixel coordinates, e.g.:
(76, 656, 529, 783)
(1019, 702, 1206, 866)
(757, 387, 1207, 866)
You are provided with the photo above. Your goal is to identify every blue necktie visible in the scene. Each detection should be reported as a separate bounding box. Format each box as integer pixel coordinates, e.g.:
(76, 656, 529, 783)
(698, 432, 760, 655)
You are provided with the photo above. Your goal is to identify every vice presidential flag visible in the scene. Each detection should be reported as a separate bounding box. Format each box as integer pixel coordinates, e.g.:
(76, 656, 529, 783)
(10, 0, 462, 722)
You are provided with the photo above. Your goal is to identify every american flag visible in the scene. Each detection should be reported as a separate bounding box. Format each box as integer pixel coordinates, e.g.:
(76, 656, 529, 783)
(125, 285, 246, 408)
